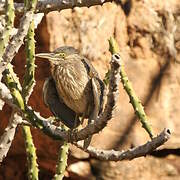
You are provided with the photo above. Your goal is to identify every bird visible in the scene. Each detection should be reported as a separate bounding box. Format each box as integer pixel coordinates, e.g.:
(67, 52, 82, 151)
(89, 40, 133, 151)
(36, 46, 105, 146)
(42, 76, 80, 128)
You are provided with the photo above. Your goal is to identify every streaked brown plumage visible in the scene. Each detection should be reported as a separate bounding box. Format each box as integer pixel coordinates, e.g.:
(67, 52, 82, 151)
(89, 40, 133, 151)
(36, 46, 105, 129)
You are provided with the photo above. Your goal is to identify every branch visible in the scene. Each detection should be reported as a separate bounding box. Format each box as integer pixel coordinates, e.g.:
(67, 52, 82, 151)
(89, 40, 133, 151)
(109, 37, 154, 138)
(0, 81, 65, 142)
(0, 0, 15, 88)
(0, 110, 22, 163)
(0, 0, 15, 58)
(21, 1, 39, 179)
(54, 125, 69, 180)
(0, 66, 23, 164)
(0, 4, 36, 79)
(0, 0, 113, 14)
(0, 0, 39, 165)
(22, 126, 38, 179)
(0, 2, 20, 164)
(75, 129, 171, 161)
(0, 82, 13, 107)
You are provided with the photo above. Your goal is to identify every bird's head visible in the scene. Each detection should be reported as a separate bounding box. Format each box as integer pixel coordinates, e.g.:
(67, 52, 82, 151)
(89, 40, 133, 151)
(35, 46, 79, 64)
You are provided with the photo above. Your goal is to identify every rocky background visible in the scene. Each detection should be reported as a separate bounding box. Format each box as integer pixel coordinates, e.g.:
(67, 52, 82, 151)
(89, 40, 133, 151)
(0, 0, 180, 179)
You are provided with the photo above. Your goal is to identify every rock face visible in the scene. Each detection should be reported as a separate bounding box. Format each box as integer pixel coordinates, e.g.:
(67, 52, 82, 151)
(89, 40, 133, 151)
(0, 0, 180, 179)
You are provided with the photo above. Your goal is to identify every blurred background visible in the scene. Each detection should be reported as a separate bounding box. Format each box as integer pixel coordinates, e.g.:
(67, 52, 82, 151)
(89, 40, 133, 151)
(0, 0, 180, 179)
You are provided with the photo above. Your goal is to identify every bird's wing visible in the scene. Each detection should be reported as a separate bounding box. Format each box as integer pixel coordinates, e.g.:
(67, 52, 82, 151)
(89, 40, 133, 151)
(81, 57, 98, 78)
(43, 77, 80, 129)
(81, 58, 105, 148)
(81, 57, 105, 114)
(83, 77, 105, 148)
(93, 77, 105, 114)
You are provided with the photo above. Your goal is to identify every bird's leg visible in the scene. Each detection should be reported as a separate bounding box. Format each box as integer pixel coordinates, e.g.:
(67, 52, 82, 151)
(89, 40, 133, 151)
(46, 116, 56, 124)
(74, 114, 80, 129)
(67, 115, 79, 143)
(80, 104, 90, 125)
(83, 106, 92, 149)
(80, 113, 86, 125)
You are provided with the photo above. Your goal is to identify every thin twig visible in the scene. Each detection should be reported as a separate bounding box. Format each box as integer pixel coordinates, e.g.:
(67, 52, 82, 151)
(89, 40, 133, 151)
(0, 1, 21, 164)
(0, 7, 35, 79)
(75, 129, 170, 161)
(0, 0, 113, 14)
(0, 0, 15, 58)
(0, 82, 14, 107)
(0, 110, 22, 163)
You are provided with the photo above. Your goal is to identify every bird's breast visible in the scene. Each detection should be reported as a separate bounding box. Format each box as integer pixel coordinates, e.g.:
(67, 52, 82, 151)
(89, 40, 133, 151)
(52, 64, 90, 114)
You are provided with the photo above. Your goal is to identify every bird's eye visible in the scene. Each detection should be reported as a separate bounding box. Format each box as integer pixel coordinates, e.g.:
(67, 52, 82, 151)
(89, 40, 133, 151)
(58, 52, 66, 58)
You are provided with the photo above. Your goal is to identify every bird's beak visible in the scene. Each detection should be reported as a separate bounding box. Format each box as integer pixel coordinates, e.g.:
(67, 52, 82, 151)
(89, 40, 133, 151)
(35, 53, 56, 60)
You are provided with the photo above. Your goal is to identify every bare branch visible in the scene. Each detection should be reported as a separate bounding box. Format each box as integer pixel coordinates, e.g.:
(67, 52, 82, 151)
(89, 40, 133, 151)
(0, 110, 22, 163)
(0, 0, 113, 14)
(0, 82, 14, 106)
(0, 0, 38, 79)
(0, 99, 4, 110)
(75, 129, 171, 161)
(0, 10, 34, 78)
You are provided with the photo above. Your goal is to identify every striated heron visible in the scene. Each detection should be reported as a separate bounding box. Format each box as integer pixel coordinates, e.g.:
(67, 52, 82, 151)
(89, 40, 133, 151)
(36, 46, 105, 146)
(36, 46, 104, 148)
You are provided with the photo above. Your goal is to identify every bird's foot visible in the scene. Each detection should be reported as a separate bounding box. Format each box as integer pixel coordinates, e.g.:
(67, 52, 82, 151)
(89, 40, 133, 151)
(46, 116, 57, 124)
(68, 128, 78, 142)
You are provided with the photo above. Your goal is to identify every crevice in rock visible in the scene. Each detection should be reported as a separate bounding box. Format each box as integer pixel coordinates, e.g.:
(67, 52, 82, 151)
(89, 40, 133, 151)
(115, 0, 132, 16)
